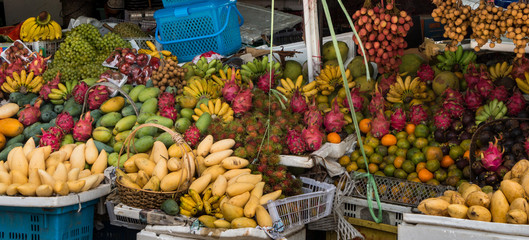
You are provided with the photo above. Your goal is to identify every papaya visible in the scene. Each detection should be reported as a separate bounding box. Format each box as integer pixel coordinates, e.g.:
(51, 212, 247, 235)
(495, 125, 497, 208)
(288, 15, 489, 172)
(6, 134, 25, 146)
(100, 96, 125, 113)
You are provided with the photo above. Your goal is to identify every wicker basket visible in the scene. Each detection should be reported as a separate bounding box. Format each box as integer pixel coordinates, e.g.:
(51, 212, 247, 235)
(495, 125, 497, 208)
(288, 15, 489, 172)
(115, 123, 194, 209)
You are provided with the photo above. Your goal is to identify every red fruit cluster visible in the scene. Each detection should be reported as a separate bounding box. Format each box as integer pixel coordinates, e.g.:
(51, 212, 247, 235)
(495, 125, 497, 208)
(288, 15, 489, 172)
(352, 3, 413, 74)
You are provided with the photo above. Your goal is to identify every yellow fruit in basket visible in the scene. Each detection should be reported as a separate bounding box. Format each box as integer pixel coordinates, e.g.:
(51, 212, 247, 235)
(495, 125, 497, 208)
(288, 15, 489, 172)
(160, 170, 187, 192)
(467, 205, 491, 222)
(228, 192, 250, 208)
(223, 169, 251, 181)
(447, 204, 468, 219)
(222, 157, 249, 170)
(210, 139, 236, 153)
(255, 205, 273, 227)
(70, 144, 86, 170)
(53, 181, 69, 196)
(500, 180, 525, 203)
(16, 183, 36, 196)
(338, 155, 351, 167)
(226, 183, 254, 197)
(198, 215, 217, 228)
(211, 175, 227, 197)
(134, 158, 156, 176)
(244, 195, 260, 218)
(213, 219, 231, 228)
(507, 209, 528, 224)
(259, 190, 282, 205)
(168, 144, 191, 158)
(67, 180, 86, 193)
(204, 150, 233, 167)
(202, 165, 226, 181)
(142, 176, 160, 191)
(221, 203, 244, 222)
(235, 174, 261, 185)
(100, 96, 125, 113)
(491, 190, 509, 223)
(188, 173, 212, 194)
(231, 217, 257, 229)
(197, 135, 214, 157)
(35, 184, 53, 197)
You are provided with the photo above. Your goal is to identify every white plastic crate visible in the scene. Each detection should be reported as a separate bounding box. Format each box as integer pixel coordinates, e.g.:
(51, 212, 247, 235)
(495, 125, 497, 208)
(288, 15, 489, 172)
(0, 184, 110, 207)
(342, 196, 413, 226)
(27, 39, 63, 57)
(138, 225, 306, 240)
(105, 200, 146, 230)
(266, 177, 335, 231)
(399, 213, 529, 240)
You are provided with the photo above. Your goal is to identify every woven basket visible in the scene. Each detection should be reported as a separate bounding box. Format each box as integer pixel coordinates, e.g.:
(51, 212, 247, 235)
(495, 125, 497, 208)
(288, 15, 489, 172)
(116, 123, 194, 209)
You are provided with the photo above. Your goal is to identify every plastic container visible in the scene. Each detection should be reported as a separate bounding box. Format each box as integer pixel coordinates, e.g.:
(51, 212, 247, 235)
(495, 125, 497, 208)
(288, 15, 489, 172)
(266, 177, 335, 231)
(155, 0, 243, 62)
(1, 40, 33, 64)
(342, 196, 412, 226)
(0, 199, 98, 240)
(27, 39, 64, 57)
(106, 200, 146, 230)
(162, 0, 208, 8)
(494, 0, 516, 7)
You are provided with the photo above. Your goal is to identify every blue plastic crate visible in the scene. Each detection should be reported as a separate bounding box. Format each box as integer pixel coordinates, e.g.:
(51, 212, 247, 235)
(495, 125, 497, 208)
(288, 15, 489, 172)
(495, 0, 516, 7)
(0, 199, 98, 240)
(155, 0, 243, 62)
(163, 0, 208, 8)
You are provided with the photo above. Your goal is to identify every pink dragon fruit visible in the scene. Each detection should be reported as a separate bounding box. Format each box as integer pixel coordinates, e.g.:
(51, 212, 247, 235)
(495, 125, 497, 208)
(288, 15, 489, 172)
(87, 85, 110, 110)
(481, 138, 504, 171)
(475, 80, 494, 98)
(158, 92, 175, 109)
(434, 110, 452, 130)
(39, 72, 60, 100)
(464, 63, 481, 88)
(72, 82, 90, 104)
(417, 64, 435, 84)
(257, 70, 276, 93)
(408, 105, 428, 125)
(160, 106, 178, 121)
(511, 57, 529, 80)
(489, 85, 509, 102)
(184, 125, 200, 147)
(56, 112, 74, 134)
(464, 90, 483, 111)
(369, 90, 386, 116)
(304, 98, 323, 128)
(18, 99, 42, 126)
(390, 108, 406, 131)
(39, 127, 63, 151)
(232, 82, 253, 114)
(324, 101, 346, 133)
(443, 88, 464, 105)
(222, 69, 240, 102)
(371, 111, 390, 139)
(287, 129, 306, 155)
(290, 89, 308, 113)
(443, 101, 465, 118)
(73, 112, 93, 142)
(27, 51, 50, 75)
(378, 74, 396, 96)
(302, 126, 325, 151)
(507, 90, 526, 116)
(343, 87, 364, 112)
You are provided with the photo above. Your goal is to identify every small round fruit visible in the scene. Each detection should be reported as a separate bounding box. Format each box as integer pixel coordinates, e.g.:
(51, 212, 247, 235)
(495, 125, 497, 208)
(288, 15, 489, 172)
(327, 132, 341, 143)
(414, 124, 429, 138)
(418, 168, 434, 182)
(346, 162, 358, 172)
(449, 145, 465, 160)
(359, 119, 372, 134)
(426, 159, 440, 172)
(394, 169, 408, 179)
(395, 131, 408, 140)
(338, 155, 351, 166)
(384, 164, 396, 177)
(402, 160, 416, 174)
(388, 145, 398, 155)
(396, 139, 410, 149)
(381, 134, 397, 146)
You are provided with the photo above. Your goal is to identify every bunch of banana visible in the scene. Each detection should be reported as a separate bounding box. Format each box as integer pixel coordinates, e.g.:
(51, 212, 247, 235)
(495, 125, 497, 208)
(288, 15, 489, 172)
(240, 55, 282, 81)
(47, 80, 78, 104)
(386, 75, 428, 105)
(180, 188, 225, 218)
(20, 11, 62, 42)
(193, 99, 233, 122)
(276, 75, 319, 102)
(183, 78, 221, 100)
(211, 67, 242, 87)
(475, 99, 507, 125)
(515, 72, 529, 94)
(138, 41, 178, 62)
(489, 62, 513, 81)
(1, 70, 43, 94)
(436, 45, 476, 72)
(315, 65, 354, 95)
(193, 57, 228, 79)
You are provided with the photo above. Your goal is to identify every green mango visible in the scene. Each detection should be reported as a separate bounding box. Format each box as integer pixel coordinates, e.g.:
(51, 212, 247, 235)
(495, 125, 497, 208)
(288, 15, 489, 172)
(175, 118, 191, 133)
(90, 109, 104, 123)
(133, 136, 155, 153)
(145, 116, 173, 129)
(100, 112, 122, 128)
(138, 87, 160, 102)
(94, 140, 114, 153)
(121, 103, 141, 117)
(180, 108, 194, 120)
(61, 134, 74, 146)
(196, 112, 212, 133)
(136, 126, 158, 138)
(129, 85, 146, 102)
(6, 134, 25, 146)
(92, 127, 113, 143)
(113, 141, 124, 154)
(115, 130, 131, 142)
(137, 112, 155, 124)
(121, 84, 133, 94)
(140, 98, 158, 114)
(156, 132, 175, 148)
(113, 115, 137, 133)
(107, 152, 121, 167)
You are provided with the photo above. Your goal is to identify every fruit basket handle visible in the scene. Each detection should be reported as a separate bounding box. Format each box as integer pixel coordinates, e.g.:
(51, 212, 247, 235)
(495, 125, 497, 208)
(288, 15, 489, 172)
(80, 81, 139, 117)
(155, 3, 243, 45)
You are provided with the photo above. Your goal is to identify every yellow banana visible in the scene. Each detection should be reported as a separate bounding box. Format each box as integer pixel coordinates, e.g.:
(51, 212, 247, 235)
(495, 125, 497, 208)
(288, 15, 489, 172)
(32, 83, 42, 92)
(20, 70, 27, 86)
(286, 78, 296, 90)
(1, 83, 15, 92)
(183, 86, 198, 97)
(276, 86, 289, 96)
(302, 81, 317, 92)
(495, 62, 501, 77)
(146, 41, 157, 51)
(5, 76, 16, 89)
(12, 72, 21, 84)
(516, 78, 529, 93)
(50, 20, 62, 39)
(58, 83, 68, 93)
(295, 75, 303, 88)
(26, 24, 40, 41)
(218, 102, 230, 116)
(280, 79, 291, 91)
(489, 65, 497, 79)
(194, 108, 204, 116)
(214, 99, 221, 114)
(305, 88, 318, 96)
(207, 100, 215, 114)
(218, 69, 227, 80)
(396, 76, 406, 91)
(404, 76, 412, 90)
(199, 103, 210, 114)
(500, 62, 508, 74)
(20, 17, 36, 39)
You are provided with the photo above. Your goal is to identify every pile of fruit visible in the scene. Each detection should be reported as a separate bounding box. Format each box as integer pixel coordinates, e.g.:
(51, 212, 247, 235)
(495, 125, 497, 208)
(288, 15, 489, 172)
(418, 160, 529, 224)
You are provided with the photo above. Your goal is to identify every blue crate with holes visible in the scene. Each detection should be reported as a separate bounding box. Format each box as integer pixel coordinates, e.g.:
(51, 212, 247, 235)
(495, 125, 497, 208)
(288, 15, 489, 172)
(163, 0, 209, 8)
(0, 199, 97, 240)
(155, 0, 243, 62)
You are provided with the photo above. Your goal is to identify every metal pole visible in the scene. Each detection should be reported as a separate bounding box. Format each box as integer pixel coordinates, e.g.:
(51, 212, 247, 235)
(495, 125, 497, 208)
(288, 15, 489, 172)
(303, 0, 321, 82)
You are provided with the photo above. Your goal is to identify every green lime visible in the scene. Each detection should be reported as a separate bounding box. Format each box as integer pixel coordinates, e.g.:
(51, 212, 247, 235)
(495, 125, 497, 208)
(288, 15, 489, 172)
(426, 179, 440, 186)
(350, 150, 361, 160)
(365, 136, 380, 149)
(370, 153, 383, 164)
(406, 134, 416, 145)
(388, 145, 398, 155)
(414, 137, 429, 149)
(426, 159, 440, 172)
(402, 160, 416, 174)
(376, 145, 389, 156)
(374, 171, 385, 176)
(396, 131, 408, 140)
(414, 124, 430, 138)
(356, 156, 368, 169)
(407, 147, 421, 160)
(449, 145, 465, 159)
(407, 172, 419, 181)
(460, 139, 472, 151)
(394, 169, 408, 179)
(384, 164, 396, 177)
(385, 155, 396, 164)
(434, 169, 448, 182)
(397, 139, 411, 149)
(395, 148, 408, 158)
(363, 145, 374, 157)
(411, 152, 426, 165)
(448, 168, 463, 178)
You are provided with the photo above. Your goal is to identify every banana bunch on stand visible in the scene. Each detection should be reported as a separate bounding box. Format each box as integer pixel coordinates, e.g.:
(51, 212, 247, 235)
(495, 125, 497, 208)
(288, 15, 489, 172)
(1, 70, 43, 94)
(20, 11, 62, 41)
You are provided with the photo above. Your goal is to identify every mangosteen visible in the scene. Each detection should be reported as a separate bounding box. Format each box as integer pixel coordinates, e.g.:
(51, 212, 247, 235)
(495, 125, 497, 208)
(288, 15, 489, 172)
(495, 165, 509, 178)
(446, 130, 458, 141)
(465, 124, 476, 134)
(485, 171, 499, 185)
(478, 171, 488, 182)
(477, 131, 492, 148)
(462, 111, 475, 126)
(445, 176, 460, 187)
(441, 145, 450, 155)
(503, 159, 517, 170)
(503, 153, 516, 163)
(456, 158, 470, 169)
(503, 138, 514, 149)
(512, 142, 525, 156)
(459, 131, 472, 141)
(493, 123, 504, 133)
(511, 128, 523, 138)
(505, 119, 520, 130)
(463, 166, 471, 179)
(451, 120, 464, 132)
(434, 129, 446, 143)
(518, 111, 529, 118)
(447, 138, 461, 145)
(495, 76, 516, 90)
(521, 122, 529, 132)
(472, 161, 486, 175)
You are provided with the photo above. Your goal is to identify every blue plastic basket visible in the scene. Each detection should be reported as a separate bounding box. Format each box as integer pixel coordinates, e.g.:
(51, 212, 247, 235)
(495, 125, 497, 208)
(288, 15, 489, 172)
(155, 0, 243, 62)
(0, 199, 98, 240)
(494, 0, 516, 7)
(162, 0, 208, 8)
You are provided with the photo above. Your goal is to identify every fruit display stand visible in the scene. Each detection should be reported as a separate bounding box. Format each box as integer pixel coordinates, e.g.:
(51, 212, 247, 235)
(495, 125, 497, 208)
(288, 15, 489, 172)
(0, 184, 111, 240)
(398, 213, 529, 240)
(136, 224, 306, 240)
